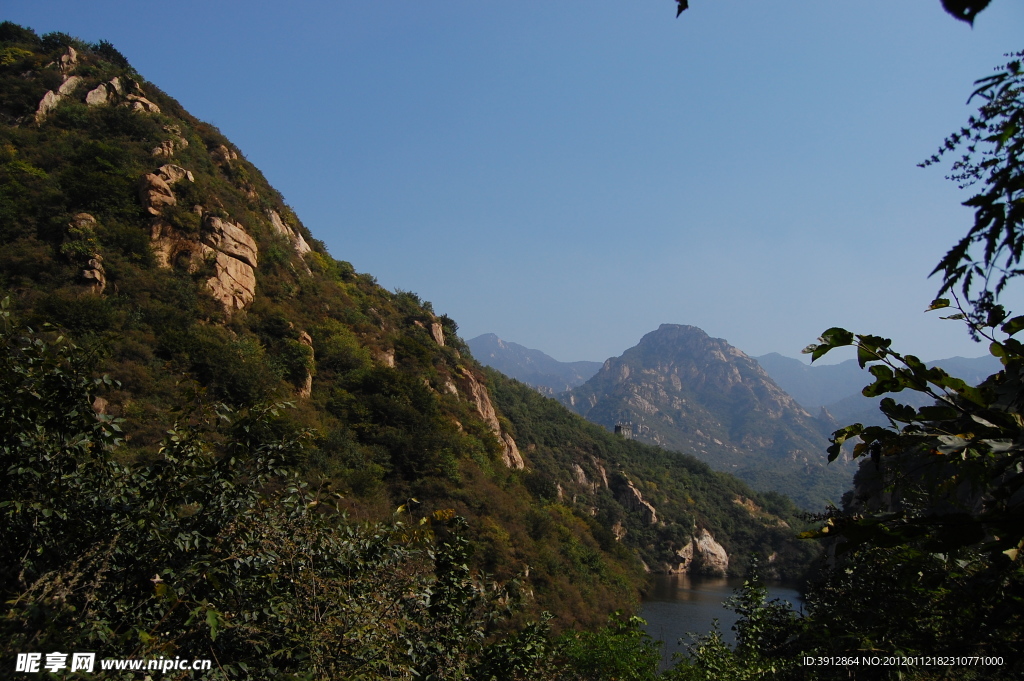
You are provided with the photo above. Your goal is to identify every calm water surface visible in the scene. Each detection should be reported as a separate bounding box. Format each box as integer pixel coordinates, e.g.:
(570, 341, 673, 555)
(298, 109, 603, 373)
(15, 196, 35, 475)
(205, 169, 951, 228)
(640, 573, 803, 670)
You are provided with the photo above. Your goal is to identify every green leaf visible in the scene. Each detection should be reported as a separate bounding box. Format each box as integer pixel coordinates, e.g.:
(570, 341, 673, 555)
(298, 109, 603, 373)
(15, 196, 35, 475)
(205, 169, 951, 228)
(1001, 316, 1024, 336)
(926, 298, 951, 311)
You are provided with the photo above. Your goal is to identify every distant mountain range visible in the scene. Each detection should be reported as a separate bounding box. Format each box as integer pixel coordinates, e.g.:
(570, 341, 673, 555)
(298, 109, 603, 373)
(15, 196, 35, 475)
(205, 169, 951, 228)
(557, 325, 850, 508)
(467, 334, 602, 395)
(467, 327, 850, 508)
(754, 352, 1001, 426)
(471, 327, 1001, 510)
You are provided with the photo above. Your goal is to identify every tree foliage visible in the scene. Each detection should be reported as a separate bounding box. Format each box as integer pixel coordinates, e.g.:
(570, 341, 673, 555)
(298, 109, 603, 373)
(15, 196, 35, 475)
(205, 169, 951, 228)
(668, 52, 1024, 680)
(673, 0, 995, 25)
(0, 309, 554, 679)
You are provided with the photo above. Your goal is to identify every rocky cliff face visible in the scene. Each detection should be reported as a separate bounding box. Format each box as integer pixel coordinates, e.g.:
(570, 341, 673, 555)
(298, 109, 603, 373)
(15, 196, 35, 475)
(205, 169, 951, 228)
(561, 324, 851, 509)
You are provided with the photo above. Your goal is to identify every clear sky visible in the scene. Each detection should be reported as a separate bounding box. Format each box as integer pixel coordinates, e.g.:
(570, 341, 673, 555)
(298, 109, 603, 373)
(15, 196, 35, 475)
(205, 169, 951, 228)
(7, 1, 1024, 363)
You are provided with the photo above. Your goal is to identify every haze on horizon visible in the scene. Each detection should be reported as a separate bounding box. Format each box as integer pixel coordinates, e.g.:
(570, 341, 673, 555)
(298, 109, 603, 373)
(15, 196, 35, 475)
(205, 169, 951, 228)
(6, 0, 1023, 365)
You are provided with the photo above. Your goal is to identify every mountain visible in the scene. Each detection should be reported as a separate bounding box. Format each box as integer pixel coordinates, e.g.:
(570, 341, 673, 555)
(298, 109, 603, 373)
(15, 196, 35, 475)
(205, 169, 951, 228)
(560, 325, 853, 509)
(467, 333, 602, 395)
(756, 352, 1002, 426)
(0, 24, 817, 636)
(754, 353, 869, 411)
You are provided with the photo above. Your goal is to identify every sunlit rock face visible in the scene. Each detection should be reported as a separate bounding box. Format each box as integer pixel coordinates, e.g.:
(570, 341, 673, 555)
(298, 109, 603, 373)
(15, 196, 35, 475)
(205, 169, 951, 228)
(561, 324, 851, 509)
(139, 164, 258, 312)
(664, 528, 729, 576)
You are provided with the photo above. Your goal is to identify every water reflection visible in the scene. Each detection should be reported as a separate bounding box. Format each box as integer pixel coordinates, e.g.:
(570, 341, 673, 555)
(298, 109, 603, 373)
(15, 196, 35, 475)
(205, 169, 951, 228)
(640, 573, 802, 671)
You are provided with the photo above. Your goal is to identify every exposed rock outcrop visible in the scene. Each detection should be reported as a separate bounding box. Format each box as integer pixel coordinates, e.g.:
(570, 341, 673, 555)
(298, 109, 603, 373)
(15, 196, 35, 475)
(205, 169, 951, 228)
(152, 125, 189, 158)
(571, 463, 590, 488)
(267, 210, 312, 258)
(375, 348, 396, 368)
(297, 331, 314, 398)
(211, 145, 238, 166)
(203, 216, 257, 268)
(85, 76, 122, 106)
(125, 93, 160, 113)
(457, 368, 525, 469)
(667, 528, 729, 576)
(65, 213, 106, 295)
(35, 48, 82, 122)
(81, 254, 106, 294)
(57, 46, 78, 74)
(501, 433, 524, 469)
(84, 76, 160, 113)
(139, 165, 193, 217)
(139, 165, 258, 312)
(617, 478, 658, 525)
(592, 458, 610, 488)
(203, 248, 257, 310)
(36, 49, 163, 123)
(430, 322, 445, 347)
(35, 74, 83, 122)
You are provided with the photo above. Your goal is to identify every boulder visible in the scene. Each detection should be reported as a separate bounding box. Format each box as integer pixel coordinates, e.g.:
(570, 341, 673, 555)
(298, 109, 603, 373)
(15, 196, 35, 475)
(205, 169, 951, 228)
(85, 84, 110, 106)
(81, 254, 106, 295)
(667, 528, 729, 576)
(156, 164, 194, 185)
(35, 90, 62, 122)
(35, 76, 83, 123)
(85, 77, 126, 107)
(211, 145, 238, 165)
(125, 93, 160, 113)
(58, 75, 83, 96)
(70, 212, 96, 230)
(58, 46, 77, 74)
(152, 125, 189, 157)
(692, 528, 729, 576)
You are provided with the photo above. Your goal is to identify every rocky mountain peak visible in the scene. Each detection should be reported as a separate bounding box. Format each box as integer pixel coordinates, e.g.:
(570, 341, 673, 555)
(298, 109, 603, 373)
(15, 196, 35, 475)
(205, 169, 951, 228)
(561, 324, 852, 509)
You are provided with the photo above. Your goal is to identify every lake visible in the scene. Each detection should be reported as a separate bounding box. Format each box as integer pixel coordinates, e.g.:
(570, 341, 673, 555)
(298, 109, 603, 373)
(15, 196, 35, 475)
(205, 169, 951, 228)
(640, 573, 803, 671)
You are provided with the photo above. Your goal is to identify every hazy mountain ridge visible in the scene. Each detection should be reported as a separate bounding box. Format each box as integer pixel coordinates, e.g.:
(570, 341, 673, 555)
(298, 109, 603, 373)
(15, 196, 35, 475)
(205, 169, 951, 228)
(467, 333, 602, 395)
(559, 325, 853, 509)
(756, 352, 1002, 426)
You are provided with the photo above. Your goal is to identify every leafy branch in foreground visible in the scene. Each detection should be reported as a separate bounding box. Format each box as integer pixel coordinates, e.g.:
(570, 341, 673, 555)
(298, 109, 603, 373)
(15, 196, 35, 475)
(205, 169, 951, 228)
(673, 0, 996, 25)
(923, 51, 1024, 336)
(0, 311, 552, 680)
(801, 323, 1024, 559)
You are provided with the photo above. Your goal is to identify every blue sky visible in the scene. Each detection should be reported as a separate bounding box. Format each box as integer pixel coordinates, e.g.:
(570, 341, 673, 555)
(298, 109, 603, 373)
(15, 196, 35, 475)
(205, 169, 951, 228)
(7, 1, 1024, 363)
